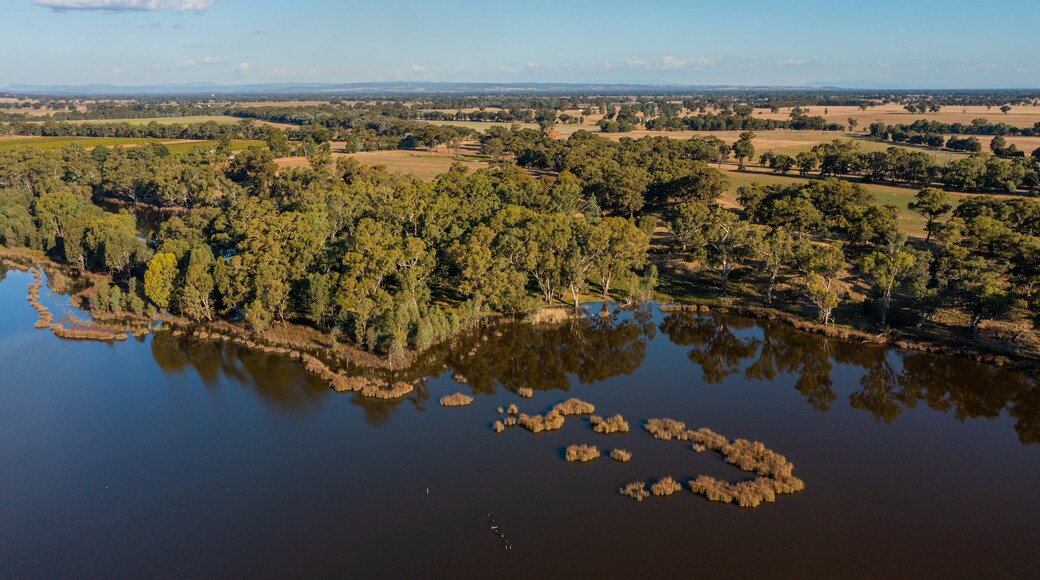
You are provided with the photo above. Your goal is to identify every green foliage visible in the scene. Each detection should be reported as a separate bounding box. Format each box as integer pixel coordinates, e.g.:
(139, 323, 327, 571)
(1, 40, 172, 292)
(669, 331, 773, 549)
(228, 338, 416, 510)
(144, 252, 178, 312)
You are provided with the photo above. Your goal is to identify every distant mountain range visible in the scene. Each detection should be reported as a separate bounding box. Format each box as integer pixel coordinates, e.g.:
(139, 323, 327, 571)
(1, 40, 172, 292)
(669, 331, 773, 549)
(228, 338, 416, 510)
(2, 81, 860, 97)
(4, 81, 1031, 97)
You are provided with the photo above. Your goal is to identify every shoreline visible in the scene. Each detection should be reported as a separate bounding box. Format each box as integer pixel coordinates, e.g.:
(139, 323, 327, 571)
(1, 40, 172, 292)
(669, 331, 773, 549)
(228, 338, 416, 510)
(3, 248, 1037, 395)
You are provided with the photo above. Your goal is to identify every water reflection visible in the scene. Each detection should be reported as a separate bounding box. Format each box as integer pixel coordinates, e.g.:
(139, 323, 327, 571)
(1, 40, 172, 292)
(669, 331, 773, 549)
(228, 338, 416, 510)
(134, 302, 1040, 443)
(150, 332, 330, 411)
(420, 303, 655, 394)
(660, 312, 1040, 444)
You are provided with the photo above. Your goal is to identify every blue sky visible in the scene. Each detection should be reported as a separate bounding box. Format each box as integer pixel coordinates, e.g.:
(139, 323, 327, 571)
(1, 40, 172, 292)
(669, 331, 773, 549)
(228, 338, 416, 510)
(2, 0, 1039, 88)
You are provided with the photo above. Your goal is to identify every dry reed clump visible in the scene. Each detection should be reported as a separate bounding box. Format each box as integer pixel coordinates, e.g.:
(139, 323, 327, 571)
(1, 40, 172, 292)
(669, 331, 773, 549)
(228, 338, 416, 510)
(644, 418, 688, 441)
(517, 387, 533, 398)
(517, 410, 566, 433)
(619, 481, 650, 502)
(439, 392, 474, 407)
(492, 421, 505, 433)
(590, 414, 630, 434)
(564, 444, 600, 463)
(643, 417, 806, 509)
(610, 448, 632, 462)
(493, 398, 595, 434)
(496, 406, 504, 414)
(300, 353, 414, 399)
(49, 324, 120, 341)
(504, 416, 517, 427)
(650, 477, 683, 496)
(2, 258, 29, 271)
(552, 398, 595, 416)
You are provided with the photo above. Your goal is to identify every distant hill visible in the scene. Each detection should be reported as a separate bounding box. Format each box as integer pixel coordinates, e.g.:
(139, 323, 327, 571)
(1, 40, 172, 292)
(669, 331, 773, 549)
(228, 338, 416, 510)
(3, 81, 832, 98)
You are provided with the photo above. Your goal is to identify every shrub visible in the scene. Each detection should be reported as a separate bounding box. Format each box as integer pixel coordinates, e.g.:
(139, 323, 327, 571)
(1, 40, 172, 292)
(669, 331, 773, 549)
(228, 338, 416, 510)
(439, 392, 474, 407)
(590, 414, 629, 434)
(553, 398, 595, 415)
(565, 444, 600, 463)
(619, 481, 650, 502)
(650, 476, 683, 496)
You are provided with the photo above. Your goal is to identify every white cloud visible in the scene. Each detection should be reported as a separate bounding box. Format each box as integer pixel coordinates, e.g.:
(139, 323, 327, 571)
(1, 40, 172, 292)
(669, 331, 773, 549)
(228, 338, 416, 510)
(149, 55, 219, 70)
(776, 59, 807, 66)
(233, 62, 250, 75)
(34, 0, 219, 13)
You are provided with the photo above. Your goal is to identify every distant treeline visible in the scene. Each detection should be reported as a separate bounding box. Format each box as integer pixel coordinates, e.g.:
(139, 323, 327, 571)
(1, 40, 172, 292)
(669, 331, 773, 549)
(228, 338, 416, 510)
(645, 112, 844, 132)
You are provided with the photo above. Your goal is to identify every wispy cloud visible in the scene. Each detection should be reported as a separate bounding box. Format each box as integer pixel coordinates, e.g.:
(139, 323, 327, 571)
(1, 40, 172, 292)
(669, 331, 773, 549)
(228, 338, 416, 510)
(34, 0, 219, 13)
(150, 55, 220, 70)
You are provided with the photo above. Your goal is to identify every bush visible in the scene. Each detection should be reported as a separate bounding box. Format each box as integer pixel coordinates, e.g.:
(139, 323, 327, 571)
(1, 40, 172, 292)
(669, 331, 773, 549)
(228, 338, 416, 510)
(564, 444, 600, 463)
(439, 392, 474, 407)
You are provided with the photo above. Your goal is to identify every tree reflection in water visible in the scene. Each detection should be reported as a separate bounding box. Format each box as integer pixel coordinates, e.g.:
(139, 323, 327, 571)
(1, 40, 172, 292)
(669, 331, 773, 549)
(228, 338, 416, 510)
(147, 304, 1040, 444)
(660, 311, 1040, 444)
(419, 303, 654, 395)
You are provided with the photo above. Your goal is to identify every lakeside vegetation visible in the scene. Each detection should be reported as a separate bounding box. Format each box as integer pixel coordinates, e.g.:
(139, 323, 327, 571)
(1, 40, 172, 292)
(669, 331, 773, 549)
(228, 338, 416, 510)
(0, 90, 1038, 378)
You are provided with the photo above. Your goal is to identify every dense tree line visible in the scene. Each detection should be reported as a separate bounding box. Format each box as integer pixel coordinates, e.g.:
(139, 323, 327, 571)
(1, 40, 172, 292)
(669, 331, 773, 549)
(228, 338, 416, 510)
(760, 139, 1039, 194)
(0, 143, 653, 356)
(646, 112, 843, 132)
(871, 118, 1040, 139)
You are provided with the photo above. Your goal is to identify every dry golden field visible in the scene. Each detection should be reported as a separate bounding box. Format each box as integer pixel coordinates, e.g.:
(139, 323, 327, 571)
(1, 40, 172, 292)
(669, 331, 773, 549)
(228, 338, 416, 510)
(753, 102, 1040, 129)
(275, 146, 488, 180)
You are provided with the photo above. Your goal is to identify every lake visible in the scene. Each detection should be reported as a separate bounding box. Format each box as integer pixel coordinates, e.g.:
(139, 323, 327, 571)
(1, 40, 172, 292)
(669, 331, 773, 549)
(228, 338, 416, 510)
(1, 265, 1038, 578)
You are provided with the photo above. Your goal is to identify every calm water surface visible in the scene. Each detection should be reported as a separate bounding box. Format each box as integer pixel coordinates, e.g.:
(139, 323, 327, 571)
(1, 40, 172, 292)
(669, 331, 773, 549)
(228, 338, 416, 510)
(1, 266, 1038, 578)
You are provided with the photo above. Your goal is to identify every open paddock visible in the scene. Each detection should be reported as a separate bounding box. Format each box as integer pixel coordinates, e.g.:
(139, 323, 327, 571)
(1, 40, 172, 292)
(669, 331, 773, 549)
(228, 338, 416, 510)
(276, 147, 488, 180)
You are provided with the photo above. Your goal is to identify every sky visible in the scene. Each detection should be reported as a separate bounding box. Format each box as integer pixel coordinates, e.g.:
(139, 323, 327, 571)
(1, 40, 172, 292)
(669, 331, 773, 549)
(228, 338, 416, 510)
(1, 0, 1039, 89)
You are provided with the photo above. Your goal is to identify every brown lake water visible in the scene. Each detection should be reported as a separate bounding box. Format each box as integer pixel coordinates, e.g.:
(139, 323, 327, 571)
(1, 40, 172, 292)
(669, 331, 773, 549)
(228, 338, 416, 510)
(1, 266, 1038, 578)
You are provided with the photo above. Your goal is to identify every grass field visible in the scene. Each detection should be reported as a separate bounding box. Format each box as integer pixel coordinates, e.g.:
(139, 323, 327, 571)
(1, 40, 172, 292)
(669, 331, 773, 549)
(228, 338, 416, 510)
(754, 103, 1040, 130)
(276, 146, 488, 179)
(59, 115, 245, 125)
(717, 164, 1008, 238)
(0, 135, 264, 154)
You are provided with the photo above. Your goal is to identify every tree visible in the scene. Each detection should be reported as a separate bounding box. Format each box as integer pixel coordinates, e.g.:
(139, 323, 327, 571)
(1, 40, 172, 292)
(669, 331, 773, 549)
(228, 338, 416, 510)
(666, 201, 711, 251)
(588, 217, 650, 299)
(945, 254, 1020, 337)
(990, 135, 1007, 156)
(755, 227, 794, 304)
(144, 251, 178, 311)
(861, 248, 920, 326)
(699, 208, 755, 293)
(178, 245, 215, 321)
(795, 151, 819, 176)
(847, 117, 859, 132)
(805, 273, 841, 325)
(731, 131, 755, 171)
(1000, 105, 1012, 115)
(907, 188, 953, 241)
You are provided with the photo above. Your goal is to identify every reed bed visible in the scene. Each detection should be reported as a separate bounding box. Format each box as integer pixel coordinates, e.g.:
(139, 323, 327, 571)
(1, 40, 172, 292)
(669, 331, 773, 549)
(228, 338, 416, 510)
(300, 353, 414, 399)
(439, 392, 474, 407)
(564, 444, 600, 463)
(590, 414, 630, 434)
(619, 481, 650, 502)
(2, 258, 29, 271)
(26, 268, 123, 341)
(638, 417, 806, 508)
(495, 397, 597, 434)
(552, 398, 596, 416)
(650, 477, 683, 496)
(610, 448, 632, 462)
